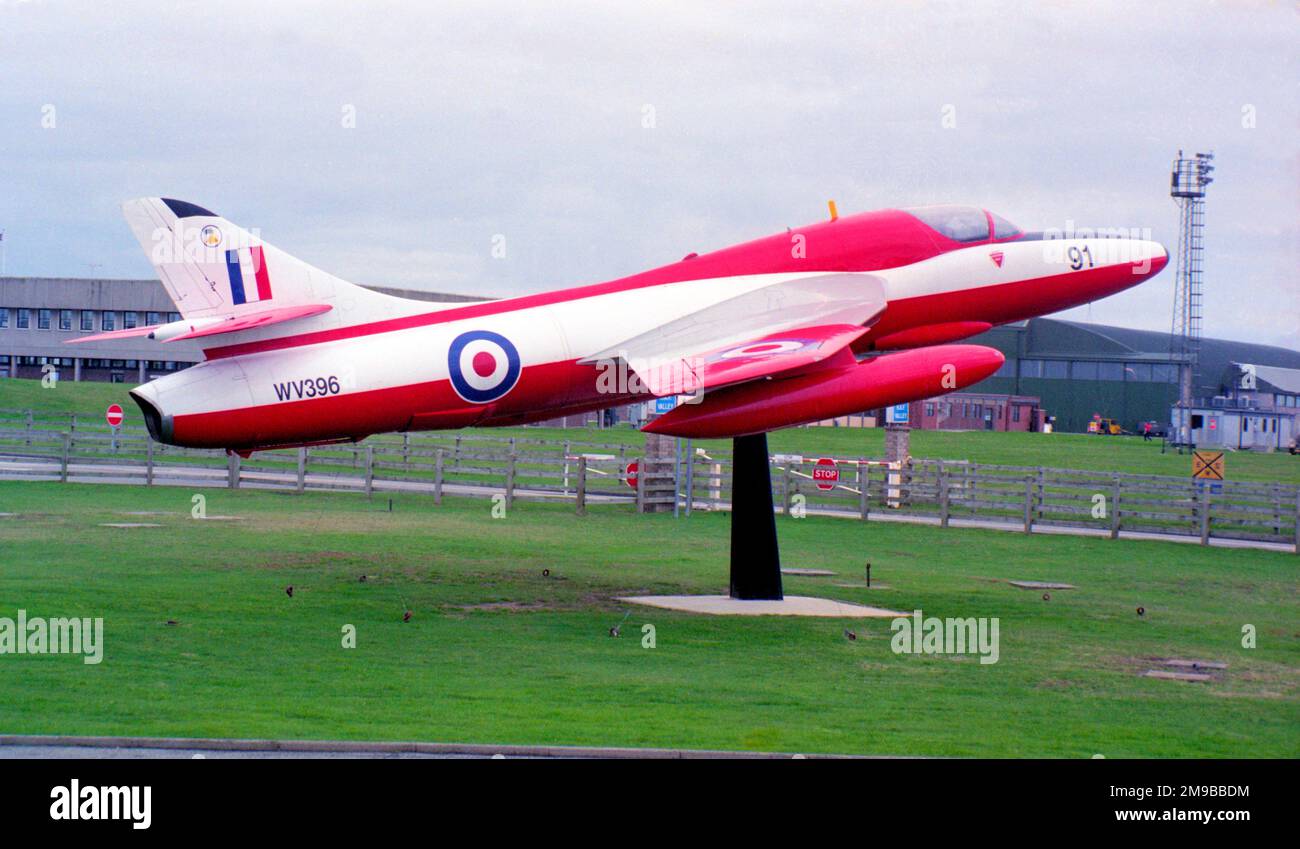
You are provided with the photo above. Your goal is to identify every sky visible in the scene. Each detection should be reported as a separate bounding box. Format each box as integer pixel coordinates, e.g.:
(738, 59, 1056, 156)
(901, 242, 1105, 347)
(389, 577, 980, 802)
(1, 0, 1296, 348)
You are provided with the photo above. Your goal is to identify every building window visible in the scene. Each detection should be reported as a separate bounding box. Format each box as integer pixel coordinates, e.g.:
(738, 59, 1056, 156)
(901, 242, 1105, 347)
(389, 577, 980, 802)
(1126, 363, 1152, 382)
(1151, 364, 1177, 383)
(58, 309, 73, 330)
(0, 308, 7, 328)
(1043, 360, 1068, 379)
(81, 310, 95, 331)
(1020, 359, 1044, 378)
(994, 359, 1015, 378)
(123, 311, 138, 329)
(925, 402, 935, 417)
(168, 312, 180, 323)
(38, 309, 51, 329)
(146, 311, 163, 326)
(1097, 362, 1124, 381)
(17, 308, 30, 329)
(1072, 361, 1099, 380)
(102, 311, 116, 331)
(1012, 406, 1021, 422)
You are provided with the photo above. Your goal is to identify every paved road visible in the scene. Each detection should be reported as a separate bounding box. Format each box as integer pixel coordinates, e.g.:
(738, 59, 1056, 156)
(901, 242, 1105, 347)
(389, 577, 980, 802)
(0, 455, 630, 503)
(0, 736, 818, 759)
(0, 744, 497, 759)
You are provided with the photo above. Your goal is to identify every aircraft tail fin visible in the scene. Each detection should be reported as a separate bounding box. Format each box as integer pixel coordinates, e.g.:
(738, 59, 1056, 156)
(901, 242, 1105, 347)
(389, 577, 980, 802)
(122, 197, 388, 320)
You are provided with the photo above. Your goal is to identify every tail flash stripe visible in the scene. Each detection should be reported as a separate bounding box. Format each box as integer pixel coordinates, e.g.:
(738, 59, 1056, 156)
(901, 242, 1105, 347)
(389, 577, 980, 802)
(226, 249, 247, 305)
(251, 245, 272, 301)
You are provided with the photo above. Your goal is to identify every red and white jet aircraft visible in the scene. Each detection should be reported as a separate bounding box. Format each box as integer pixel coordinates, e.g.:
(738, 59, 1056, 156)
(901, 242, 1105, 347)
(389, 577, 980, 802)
(75, 198, 1167, 452)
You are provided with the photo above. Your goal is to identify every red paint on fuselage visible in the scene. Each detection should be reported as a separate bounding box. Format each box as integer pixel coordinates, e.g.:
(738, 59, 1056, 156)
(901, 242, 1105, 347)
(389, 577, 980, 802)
(201, 210, 950, 361)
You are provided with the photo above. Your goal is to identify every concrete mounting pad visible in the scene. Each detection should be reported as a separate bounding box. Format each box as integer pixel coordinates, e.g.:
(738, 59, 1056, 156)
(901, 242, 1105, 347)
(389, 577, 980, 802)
(1008, 580, 1076, 590)
(1157, 658, 1228, 670)
(781, 568, 836, 577)
(1141, 669, 1213, 683)
(618, 595, 903, 618)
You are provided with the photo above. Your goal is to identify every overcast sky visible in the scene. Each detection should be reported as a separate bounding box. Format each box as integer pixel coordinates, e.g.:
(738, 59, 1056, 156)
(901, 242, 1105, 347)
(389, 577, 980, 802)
(1, 0, 1296, 347)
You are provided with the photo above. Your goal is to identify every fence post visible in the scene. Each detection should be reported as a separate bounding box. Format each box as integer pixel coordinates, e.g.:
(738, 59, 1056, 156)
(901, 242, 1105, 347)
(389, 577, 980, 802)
(1022, 476, 1033, 534)
(60, 432, 70, 483)
(505, 450, 516, 510)
(635, 458, 645, 514)
(402, 433, 410, 471)
(673, 438, 682, 519)
(26, 410, 33, 446)
(684, 440, 695, 517)
(576, 457, 587, 516)
(431, 448, 444, 505)
(1294, 490, 1299, 555)
(1199, 484, 1211, 545)
(296, 448, 307, 493)
(1035, 467, 1045, 521)
(859, 460, 869, 520)
(782, 462, 793, 515)
(364, 444, 374, 498)
(939, 466, 950, 528)
(1110, 474, 1121, 540)
(146, 438, 155, 486)
(227, 452, 240, 489)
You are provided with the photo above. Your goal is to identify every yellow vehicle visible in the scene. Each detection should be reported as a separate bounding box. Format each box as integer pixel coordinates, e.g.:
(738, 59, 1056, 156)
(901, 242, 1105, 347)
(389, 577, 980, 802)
(1087, 417, 1124, 435)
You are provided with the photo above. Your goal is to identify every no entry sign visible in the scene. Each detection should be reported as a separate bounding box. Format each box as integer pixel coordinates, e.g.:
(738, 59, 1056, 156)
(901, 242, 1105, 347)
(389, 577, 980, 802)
(813, 457, 839, 491)
(625, 461, 639, 490)
(105, 404, 124, 428)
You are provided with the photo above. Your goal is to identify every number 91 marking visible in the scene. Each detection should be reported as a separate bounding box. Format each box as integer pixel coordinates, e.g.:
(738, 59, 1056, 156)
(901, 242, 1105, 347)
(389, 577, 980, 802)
(1068, 245, 1095, 270)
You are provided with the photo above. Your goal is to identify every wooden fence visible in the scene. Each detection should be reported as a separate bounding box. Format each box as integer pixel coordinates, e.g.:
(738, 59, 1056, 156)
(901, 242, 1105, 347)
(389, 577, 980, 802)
(1, 408, 1296, 549)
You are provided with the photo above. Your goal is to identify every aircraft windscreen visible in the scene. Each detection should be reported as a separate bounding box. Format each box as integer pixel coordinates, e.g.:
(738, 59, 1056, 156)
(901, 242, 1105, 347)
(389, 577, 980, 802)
(989, 211, 1022, 239)
(903, 205, 989, 242)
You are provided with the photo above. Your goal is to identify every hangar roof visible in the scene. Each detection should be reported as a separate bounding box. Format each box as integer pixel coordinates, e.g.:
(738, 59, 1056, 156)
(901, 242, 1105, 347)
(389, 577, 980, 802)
(1243, 363, 1300, 395)
(971, 317, 1300, 399)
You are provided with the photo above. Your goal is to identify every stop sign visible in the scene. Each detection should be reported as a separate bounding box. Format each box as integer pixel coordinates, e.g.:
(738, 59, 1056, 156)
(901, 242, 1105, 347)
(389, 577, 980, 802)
(625, 461, 639, 490)
(813, 457, 839, 491)
(105, 404, 124, 428)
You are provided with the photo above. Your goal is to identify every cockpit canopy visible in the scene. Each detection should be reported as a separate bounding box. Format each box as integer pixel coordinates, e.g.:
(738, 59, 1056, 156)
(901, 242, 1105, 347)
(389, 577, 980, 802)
(903, 205, 1021, 242)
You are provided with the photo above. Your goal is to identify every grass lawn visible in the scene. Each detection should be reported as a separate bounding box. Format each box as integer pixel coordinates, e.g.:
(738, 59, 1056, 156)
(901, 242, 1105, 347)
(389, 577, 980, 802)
(0, 481, 1296, 756)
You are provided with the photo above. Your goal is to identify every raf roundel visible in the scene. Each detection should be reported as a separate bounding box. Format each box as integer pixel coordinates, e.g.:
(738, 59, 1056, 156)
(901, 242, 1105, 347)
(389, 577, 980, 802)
(717, 339, 810, 360)
(448, 330, 522, 403)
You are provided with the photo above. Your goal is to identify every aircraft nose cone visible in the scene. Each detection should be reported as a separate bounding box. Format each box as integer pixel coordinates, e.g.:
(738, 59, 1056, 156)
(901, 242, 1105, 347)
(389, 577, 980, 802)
(1134, 239, 1169, 279)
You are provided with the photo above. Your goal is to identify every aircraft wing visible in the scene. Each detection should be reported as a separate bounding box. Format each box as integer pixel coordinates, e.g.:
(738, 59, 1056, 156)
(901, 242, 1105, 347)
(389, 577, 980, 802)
(581, 272, 886, 395)
(67, 303, 331, 344)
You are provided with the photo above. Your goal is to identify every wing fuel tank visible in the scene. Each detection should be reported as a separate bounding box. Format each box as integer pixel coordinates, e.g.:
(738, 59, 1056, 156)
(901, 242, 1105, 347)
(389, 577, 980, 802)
(642, 344, 1005, 439)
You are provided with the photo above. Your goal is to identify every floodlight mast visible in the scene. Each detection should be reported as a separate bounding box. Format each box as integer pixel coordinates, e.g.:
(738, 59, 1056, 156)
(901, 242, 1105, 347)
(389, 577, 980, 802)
(1169, 150, 1213, 448)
